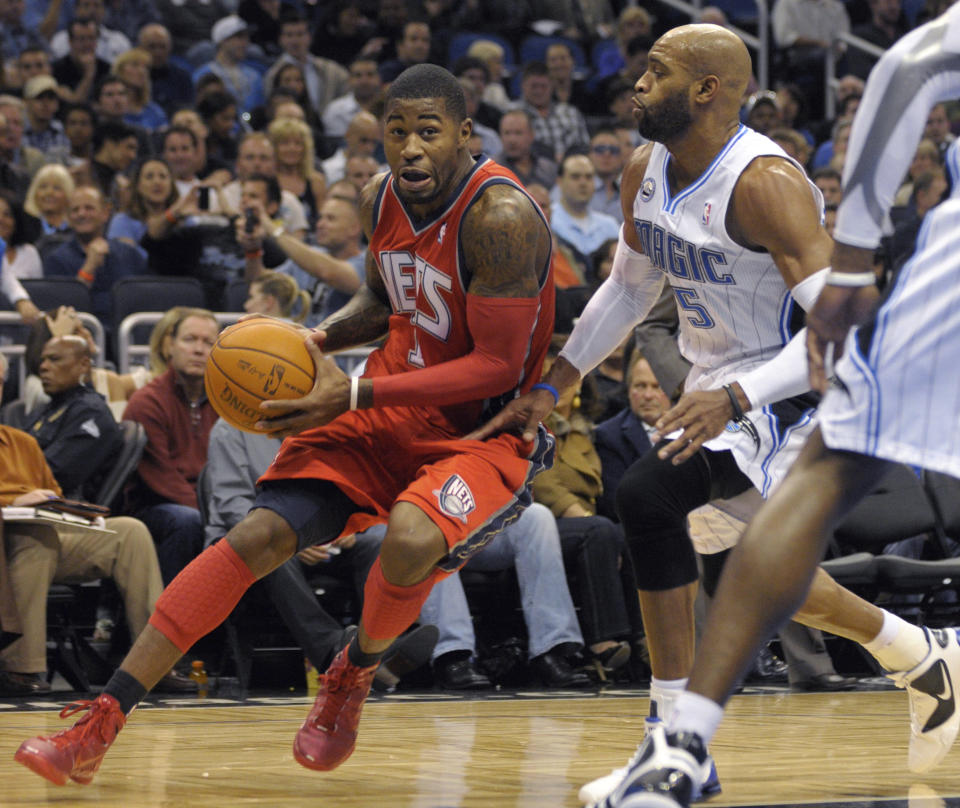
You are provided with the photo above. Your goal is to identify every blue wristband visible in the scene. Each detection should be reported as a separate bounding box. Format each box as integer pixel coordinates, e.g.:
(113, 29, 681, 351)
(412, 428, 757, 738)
(531, 382, 559, 405)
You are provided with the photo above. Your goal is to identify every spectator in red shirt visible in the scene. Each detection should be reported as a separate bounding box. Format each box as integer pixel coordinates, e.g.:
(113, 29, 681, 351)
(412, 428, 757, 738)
(122, 309, 220, 584)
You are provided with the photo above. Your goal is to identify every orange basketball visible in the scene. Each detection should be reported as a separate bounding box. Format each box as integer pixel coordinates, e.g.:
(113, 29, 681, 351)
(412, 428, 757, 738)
(205, 319, 316, 433)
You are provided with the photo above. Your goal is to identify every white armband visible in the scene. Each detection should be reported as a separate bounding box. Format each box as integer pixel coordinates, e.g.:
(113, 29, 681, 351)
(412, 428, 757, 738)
(790, 267, 828, 311)
(737, 329, 811, 410)
(560, 226, 665, 376)
(736, 268, 828, 409)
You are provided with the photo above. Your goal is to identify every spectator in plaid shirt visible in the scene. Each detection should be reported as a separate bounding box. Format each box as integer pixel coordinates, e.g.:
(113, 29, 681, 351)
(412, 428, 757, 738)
(515, 61, 590, 163)
(22, 77, 71, 165)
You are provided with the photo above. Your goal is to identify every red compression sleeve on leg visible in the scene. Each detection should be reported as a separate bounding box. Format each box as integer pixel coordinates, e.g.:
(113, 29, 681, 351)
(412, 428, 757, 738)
(149, 539, 257, 653)
(362, 558, 446, 641)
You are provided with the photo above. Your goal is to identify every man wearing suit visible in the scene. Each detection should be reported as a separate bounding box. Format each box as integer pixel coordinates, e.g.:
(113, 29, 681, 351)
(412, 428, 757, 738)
(594, 353, 667, 522)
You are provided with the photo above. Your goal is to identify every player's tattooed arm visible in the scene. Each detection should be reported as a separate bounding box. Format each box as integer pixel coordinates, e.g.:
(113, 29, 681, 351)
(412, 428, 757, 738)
(462, 183, 550, 298)
(315, 174, 392, 352)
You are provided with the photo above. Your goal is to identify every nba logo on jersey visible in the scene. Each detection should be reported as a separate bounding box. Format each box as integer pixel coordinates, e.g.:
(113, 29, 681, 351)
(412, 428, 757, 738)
(640, 178, 656, 202)
(434, 475, 476, 523)
(702, 202, 712, 225)
(437, 223, 447, 244)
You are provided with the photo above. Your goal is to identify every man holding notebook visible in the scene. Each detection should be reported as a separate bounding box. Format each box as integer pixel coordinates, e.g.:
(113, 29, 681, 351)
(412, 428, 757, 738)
(0, 352, 187, 695)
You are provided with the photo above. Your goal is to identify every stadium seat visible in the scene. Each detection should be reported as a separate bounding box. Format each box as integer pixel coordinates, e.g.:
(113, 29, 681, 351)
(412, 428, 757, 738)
(20, 278, 93, 314)
(710, 0, 760, 26)
(518, 34, 588, 69)
(94, 420, 147, 511)
(590, 37, 622, 82)
(224, 279, 249, 313)
(823, 465, 960, 624)
(111, 275, 206, 323)
(111, 275, 207, 358)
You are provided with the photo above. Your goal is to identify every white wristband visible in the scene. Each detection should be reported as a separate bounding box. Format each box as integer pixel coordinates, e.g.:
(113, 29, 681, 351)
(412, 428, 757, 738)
(825, 271, 876, 287)
(349, 376, 359, 411)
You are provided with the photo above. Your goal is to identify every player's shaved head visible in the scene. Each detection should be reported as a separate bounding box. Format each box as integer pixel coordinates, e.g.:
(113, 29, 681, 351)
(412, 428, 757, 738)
(656, 24, 751, 110)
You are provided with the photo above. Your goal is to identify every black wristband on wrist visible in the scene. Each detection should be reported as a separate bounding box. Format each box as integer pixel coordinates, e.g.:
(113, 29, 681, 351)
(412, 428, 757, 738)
(723, 384, 744, 420)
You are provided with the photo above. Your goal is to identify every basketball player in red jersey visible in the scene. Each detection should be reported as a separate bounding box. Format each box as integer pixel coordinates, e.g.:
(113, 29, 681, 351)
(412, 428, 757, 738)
(15, 64, 555, 785)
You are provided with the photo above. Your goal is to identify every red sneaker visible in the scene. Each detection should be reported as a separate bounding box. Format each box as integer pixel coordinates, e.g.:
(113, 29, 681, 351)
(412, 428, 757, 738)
(293, 647, 376, 771)
(14, 694, 126, 786)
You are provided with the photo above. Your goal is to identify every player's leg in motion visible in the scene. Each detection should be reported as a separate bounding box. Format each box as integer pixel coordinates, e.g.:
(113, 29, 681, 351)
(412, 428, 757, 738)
(14, 499, 336, 786)
(293, 500, 450, 771)
(586, 432, 960, 806)
(580, 445, 729, 806)
(597, 431, 960, 807)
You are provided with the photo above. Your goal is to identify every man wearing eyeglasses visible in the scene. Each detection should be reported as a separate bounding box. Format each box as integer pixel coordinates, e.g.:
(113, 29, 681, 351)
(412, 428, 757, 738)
(589, 128, 627, 222)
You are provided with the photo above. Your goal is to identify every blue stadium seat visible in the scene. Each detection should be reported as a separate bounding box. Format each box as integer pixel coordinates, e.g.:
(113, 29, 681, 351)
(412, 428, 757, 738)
(518, 34, 587, 69)
(20, 278, 93, 314)
(710, 0, 760, 25)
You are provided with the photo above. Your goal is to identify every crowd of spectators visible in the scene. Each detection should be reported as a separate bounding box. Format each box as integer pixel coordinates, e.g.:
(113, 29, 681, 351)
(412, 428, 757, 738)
(0, 0, 956, 696)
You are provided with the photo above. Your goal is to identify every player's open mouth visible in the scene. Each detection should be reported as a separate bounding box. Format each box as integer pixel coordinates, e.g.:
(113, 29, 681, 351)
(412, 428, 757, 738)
(399, 169, 432, 190)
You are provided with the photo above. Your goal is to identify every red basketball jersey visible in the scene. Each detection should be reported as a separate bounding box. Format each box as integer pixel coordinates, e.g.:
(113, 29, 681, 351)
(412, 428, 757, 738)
(366, 157, 554, 432)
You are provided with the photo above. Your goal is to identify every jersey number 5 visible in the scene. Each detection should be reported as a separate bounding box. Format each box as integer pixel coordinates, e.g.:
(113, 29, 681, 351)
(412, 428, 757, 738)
(673, 286, 715, 329)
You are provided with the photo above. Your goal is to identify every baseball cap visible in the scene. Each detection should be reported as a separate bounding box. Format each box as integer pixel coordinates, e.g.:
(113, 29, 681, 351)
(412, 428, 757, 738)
(24, 75, 59, 100)
(212, 15, 248, 46)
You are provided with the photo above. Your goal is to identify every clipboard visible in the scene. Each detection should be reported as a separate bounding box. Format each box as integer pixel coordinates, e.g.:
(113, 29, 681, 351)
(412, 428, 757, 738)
(1, 507, 115, 534)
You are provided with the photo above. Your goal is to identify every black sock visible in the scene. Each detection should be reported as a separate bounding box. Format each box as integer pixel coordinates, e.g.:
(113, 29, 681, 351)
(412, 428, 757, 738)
(347, 639, 383, 669)
(103, 669, 148, 714)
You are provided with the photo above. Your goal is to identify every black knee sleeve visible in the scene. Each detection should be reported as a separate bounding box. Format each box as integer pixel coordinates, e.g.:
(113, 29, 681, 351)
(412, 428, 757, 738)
(615, 446, 712, 591)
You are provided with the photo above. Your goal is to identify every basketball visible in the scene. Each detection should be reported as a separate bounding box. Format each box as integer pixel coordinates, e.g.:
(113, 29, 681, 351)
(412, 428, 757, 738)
(205, 319, 316, 433)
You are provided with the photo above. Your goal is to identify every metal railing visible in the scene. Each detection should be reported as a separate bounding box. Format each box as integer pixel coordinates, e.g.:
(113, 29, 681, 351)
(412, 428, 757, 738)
(824, 32, 886, 120)
(116, 312, 374, 376)
(654, 0, 770, 90)
(117, 312, 243, 374)
(0, 311, 105, 392)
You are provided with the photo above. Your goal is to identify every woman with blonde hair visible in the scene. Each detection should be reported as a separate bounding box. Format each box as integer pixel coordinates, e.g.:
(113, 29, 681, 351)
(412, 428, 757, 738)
(112, 48, 168, 131)
(24, 164, 74, 237)
(243, 271, 310, 323)
(466, 40, 511, 111)
(267, 116, 326, 230)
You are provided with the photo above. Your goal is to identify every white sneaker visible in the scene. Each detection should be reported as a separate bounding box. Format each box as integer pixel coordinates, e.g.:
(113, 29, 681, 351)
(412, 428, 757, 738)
(596, 724, 710, 808)
(888, 627, 960, 773)
(579, 719, 720, 806)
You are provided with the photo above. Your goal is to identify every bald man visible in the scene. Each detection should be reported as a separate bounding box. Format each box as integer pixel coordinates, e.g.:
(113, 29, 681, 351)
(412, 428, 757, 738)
(320, 110, 383, 185)
(27, 335, 122, 500)
(471, 25, 943, 807)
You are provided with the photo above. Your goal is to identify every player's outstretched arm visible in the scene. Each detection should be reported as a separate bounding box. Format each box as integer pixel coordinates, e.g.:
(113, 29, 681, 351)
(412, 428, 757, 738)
(470, 145, 663, 442)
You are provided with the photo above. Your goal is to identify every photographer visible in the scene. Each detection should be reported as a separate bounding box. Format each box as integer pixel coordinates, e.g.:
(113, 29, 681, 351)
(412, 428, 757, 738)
(236, 193, 364, 327)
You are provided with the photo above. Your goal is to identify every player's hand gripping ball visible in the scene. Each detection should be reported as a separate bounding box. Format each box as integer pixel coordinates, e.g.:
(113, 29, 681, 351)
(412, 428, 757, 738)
(205, 318, 316, 433)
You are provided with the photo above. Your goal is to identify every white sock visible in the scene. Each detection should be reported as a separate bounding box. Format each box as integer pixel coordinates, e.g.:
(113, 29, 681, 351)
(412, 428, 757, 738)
(650, 676, 688, 723)
(861, 610, 929, 673)
(668, 690, 724, 745)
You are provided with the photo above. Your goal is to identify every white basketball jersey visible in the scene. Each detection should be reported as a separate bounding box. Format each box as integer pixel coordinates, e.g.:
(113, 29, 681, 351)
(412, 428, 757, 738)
(632, 125, 822, 391)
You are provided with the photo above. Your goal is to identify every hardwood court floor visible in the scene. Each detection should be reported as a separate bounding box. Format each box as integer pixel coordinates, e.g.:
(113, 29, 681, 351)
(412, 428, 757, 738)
(2, 687, 960, 807)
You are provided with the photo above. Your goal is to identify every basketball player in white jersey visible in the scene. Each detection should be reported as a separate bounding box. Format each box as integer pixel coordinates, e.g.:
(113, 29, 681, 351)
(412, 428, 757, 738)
(565, 10, 960, 808)
(470, 22, 960, 808)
